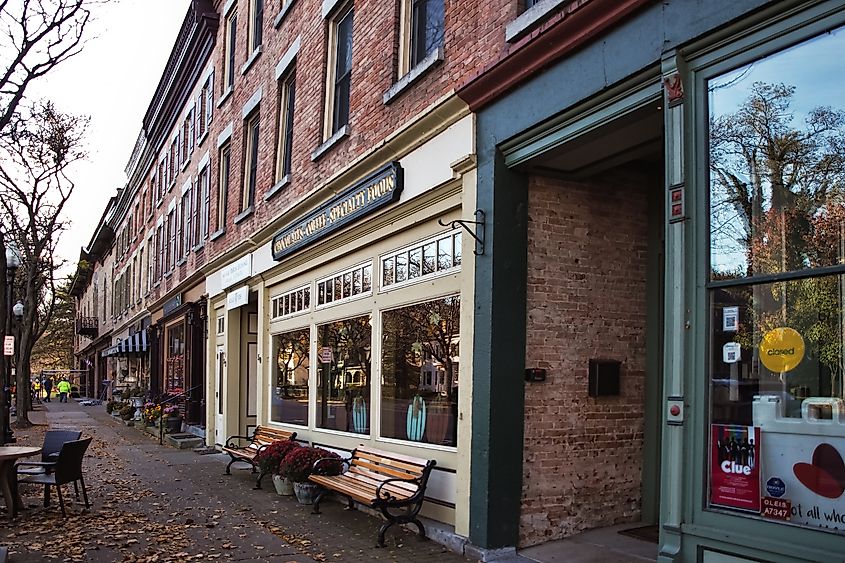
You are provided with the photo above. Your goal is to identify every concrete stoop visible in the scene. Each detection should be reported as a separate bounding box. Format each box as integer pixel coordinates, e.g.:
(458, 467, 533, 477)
(166, 432, 204, 449)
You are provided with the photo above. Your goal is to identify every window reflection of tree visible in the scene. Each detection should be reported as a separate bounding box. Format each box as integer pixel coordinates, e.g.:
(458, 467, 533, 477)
(275, 328, 309, 398)
(709, 71, 845, 405)
(381, 295, 459, 445)
(317, 315, 371, 432)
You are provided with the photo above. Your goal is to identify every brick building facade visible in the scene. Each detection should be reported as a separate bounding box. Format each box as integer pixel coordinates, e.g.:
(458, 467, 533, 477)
(72, 1, 845, 561)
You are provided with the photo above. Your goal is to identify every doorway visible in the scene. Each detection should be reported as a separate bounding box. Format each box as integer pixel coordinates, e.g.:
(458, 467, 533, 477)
(515, 91, 664, 542)
(215, 345, 225, 446)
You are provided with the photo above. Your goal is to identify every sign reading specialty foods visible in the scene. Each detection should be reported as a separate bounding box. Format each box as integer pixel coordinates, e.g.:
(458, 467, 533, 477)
(272, 162, 403, 261)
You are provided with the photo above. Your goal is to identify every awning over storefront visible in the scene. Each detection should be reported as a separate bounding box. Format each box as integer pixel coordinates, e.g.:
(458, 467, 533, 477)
(100, 331, 149, 357)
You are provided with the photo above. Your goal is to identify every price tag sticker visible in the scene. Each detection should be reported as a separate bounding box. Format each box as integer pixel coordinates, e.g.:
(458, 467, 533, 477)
(761, 496, 791, 521)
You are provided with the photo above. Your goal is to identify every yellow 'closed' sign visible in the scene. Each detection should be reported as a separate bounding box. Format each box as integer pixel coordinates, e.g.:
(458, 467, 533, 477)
(759, 327, 804, 373)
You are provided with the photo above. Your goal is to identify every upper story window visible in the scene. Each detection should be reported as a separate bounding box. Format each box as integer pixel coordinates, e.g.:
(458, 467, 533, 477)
(242, 110, 260, 212)
(198, 165, 211, 241)
(166, 207, 176, 272)
(248, 0, 263, 53)
(217, 142, 231, 232)
(409, 0, 444, 69)
(275, 68, 296, 183)
(224, 10, 238, 90)
(325, 5, 353, 138)
(198, 73, 214, 140)
(169, 138, 177, 185)
(183, 182, 194, 252)
(180, 187, 191, 257)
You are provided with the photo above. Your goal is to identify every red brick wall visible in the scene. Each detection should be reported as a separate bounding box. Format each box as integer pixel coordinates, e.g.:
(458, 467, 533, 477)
(205, 0, 514, 261)
(521, 172, 650, 546)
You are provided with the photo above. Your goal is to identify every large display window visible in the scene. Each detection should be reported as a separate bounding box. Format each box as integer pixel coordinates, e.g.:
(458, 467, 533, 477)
(707, 24, 845, 533)
(381, 295, 459, 447)
(271, 328, 310, 426)
(316, 314, 372, 433)
(267, 228, 461, 450)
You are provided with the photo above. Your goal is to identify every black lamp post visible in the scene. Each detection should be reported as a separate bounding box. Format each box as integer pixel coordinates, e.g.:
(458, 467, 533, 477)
(2, 242, 20, 444)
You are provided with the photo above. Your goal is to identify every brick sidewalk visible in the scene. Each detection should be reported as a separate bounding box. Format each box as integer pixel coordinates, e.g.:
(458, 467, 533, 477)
(1, 401, 476, 562)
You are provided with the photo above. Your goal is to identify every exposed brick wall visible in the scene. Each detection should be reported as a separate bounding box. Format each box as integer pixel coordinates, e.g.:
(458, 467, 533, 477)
(206, 0, 515, 263)
(521, 171, 650, 546)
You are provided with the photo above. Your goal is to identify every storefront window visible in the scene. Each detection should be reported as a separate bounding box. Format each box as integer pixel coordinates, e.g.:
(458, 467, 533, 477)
(165, 323, 185, 393)
(316, 314, 372, 434)
(381, 295, 459, 447)
(271, 328, 310, 425)
(707, 26, 845, 533)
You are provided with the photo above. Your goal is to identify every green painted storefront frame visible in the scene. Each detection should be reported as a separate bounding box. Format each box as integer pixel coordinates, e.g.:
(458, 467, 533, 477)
(673, 2, 845, 561)
(471, 69, 667, 549)
(469, 0, 845, 557)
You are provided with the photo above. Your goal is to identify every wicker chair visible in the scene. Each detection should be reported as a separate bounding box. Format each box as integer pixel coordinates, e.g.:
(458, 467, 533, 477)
(17, 437, 92, 517)
(15, 430, 82, 476)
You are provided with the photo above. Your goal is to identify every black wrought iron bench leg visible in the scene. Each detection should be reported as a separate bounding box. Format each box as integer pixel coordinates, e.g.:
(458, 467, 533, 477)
(254, 470, 266, 489)
(410, 518, 426, 539)
(377, 519, 397, 548)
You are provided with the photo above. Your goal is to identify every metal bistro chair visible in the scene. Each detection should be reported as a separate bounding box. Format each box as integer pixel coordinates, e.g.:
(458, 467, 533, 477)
(17, 437, 92, 517)
(15, 430, 82, 477)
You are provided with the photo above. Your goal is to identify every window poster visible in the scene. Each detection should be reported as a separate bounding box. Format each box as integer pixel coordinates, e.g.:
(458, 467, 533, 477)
(711, 424, 761, 512)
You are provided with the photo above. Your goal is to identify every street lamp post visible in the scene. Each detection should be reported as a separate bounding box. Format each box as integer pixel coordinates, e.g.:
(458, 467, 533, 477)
(2, 242, 20, 444)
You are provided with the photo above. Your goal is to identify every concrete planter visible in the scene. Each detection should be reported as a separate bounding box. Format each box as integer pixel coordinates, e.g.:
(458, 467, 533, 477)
(272, 475, 295, 496)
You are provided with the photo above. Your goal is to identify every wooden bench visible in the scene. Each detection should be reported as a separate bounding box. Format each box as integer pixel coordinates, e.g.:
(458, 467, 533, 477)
(222, 426, 297, 489)
(309, 446, 436, 547)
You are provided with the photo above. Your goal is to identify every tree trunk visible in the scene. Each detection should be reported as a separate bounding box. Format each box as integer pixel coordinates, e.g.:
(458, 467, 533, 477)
(14, 309, 33, 428)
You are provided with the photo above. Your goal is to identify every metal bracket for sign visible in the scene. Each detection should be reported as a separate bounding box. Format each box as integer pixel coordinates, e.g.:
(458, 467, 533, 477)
(439, 209, 485, 256)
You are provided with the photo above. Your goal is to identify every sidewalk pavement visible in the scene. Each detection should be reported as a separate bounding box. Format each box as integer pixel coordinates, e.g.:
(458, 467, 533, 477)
(1, 400, 477, 562)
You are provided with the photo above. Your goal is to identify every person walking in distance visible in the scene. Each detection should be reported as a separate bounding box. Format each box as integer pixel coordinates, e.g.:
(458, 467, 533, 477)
(57, 377, 71, 403)
(43, 377, 53, 402)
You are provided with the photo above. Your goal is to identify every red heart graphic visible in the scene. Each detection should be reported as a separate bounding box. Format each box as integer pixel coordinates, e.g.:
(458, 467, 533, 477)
(812, 443, 845, 488)
(793, 443, 845, 499)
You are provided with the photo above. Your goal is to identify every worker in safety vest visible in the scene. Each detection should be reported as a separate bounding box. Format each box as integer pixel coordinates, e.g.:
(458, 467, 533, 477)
(57, 378, 72, 403)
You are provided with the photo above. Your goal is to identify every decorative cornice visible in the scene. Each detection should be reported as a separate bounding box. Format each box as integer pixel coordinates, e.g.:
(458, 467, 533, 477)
(141, 0, 219, 157)
(456, 0, 654, 111)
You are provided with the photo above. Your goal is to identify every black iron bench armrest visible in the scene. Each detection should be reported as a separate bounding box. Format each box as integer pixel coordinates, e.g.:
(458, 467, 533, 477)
(224, 434, 254, 448)
(375, 476, 422, 503)
(311, 456, 350, 476)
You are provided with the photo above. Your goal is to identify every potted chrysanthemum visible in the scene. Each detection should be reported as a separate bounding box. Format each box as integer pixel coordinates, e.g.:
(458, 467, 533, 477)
(280, 446, 342, 504)
(257, 440, 301, 495)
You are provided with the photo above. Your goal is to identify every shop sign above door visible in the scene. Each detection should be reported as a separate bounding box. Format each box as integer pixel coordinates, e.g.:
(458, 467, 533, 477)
(272, 162, 403, 261)
(163, 293, 183, 317)
(226, 286, 249, 310)
(220, 255, 252, 289)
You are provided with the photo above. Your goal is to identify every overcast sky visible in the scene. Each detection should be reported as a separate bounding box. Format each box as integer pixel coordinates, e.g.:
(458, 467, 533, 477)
(28, 0, 191, 276)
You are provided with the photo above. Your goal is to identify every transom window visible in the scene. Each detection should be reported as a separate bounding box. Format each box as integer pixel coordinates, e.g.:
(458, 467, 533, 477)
(316, 262, 372, 308)
(381, 231, 461, 289)
(271, 285, 311, 319)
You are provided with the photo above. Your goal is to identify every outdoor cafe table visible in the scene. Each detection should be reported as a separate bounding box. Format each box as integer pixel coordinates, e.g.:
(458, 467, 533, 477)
(0, 446, 41, 519)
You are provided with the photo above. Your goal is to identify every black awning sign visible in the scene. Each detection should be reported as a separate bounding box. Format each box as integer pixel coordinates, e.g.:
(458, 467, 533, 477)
(272, 162, 403, 261)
